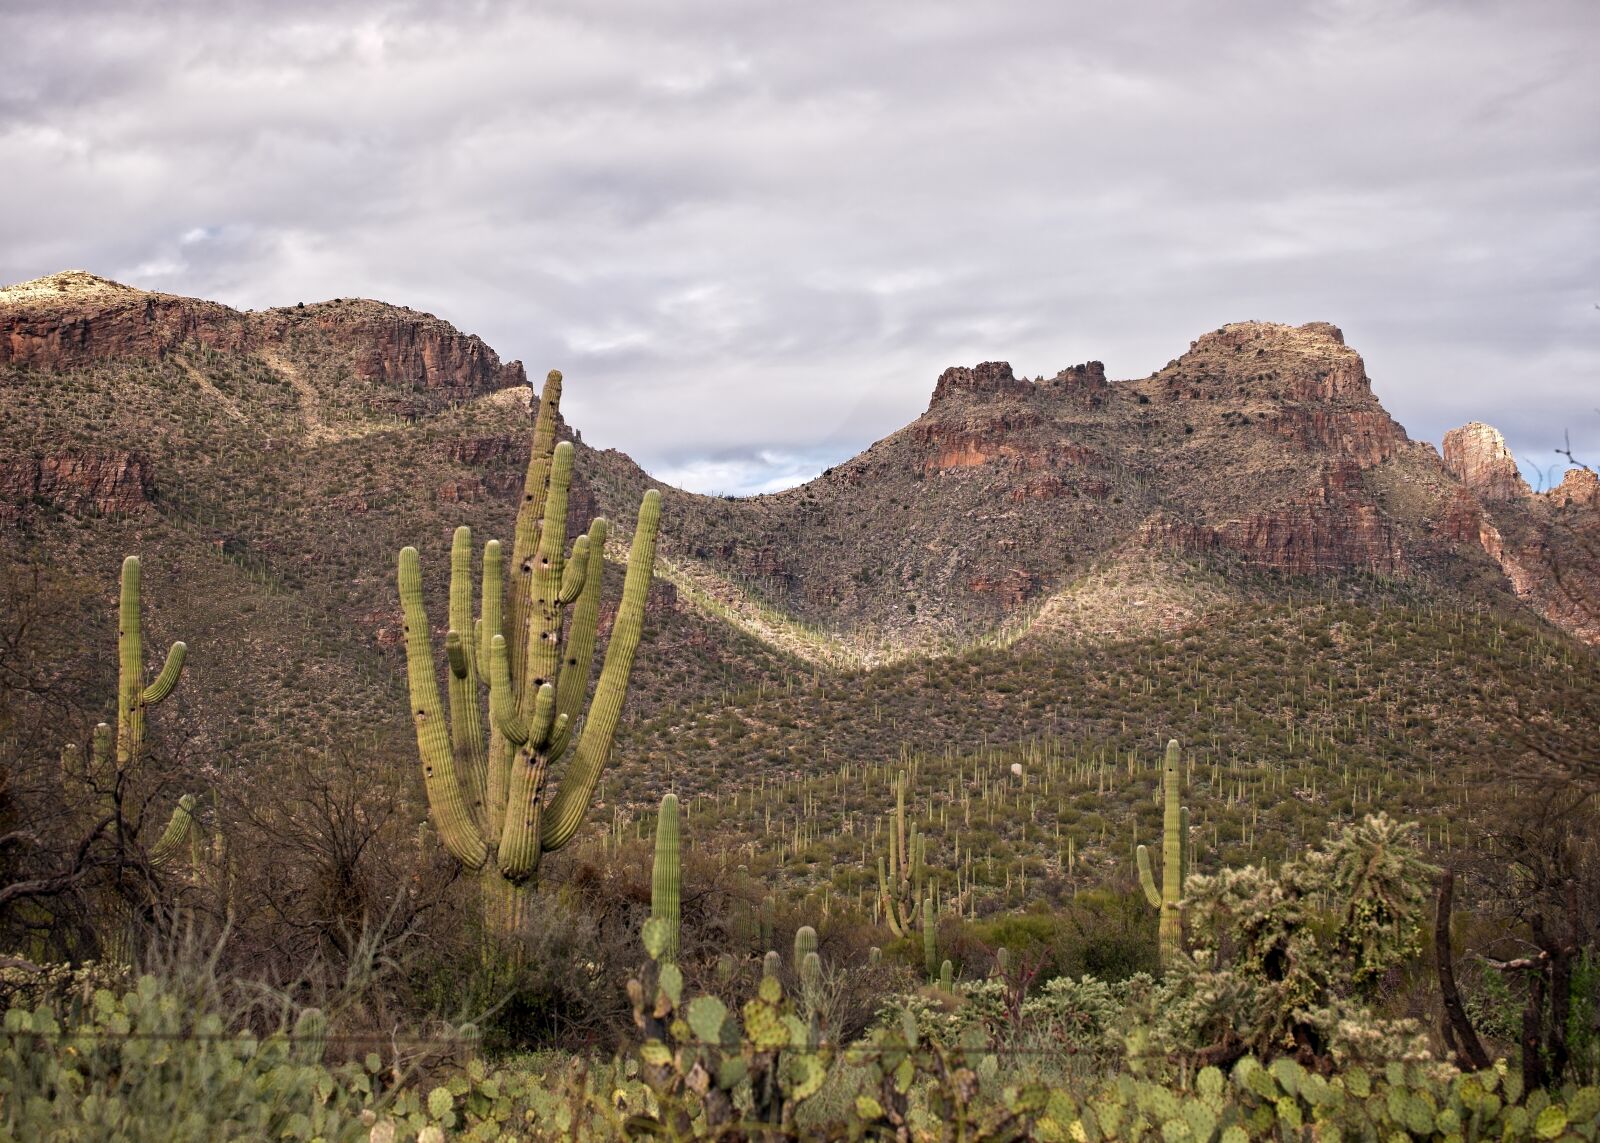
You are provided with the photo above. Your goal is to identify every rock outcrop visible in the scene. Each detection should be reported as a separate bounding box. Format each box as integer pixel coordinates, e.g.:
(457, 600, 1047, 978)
(1442, 422, 1531, 502)
(1, 271, 525, 417)
(0, 450, 155, 521)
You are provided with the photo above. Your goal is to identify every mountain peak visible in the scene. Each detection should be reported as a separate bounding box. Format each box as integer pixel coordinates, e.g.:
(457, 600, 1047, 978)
(0, 269, 147, 307)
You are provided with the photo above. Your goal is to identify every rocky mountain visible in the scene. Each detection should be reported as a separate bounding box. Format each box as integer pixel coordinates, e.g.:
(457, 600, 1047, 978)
(1, 269, 1595, 776)
(651, 320, 1598, 653)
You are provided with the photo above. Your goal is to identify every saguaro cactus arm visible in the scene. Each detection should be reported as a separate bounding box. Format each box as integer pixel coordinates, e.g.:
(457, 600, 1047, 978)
(398, 546, 489, 871)
(149, 794, 196, 868)
(446, 527, 488, 824)
(141, 643, 187, 705)
(540, 488, 662, 852)
(1137, 845, 1162, 908)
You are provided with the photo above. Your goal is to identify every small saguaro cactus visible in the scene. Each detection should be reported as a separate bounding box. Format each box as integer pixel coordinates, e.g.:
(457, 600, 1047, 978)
(793, 924, 818, 967)
(876, 770, 925, 939)
(1137, 738, 1190, 969)
(397, 370, 662, 937)
(651, 792, 681, 965)
(939, 959, 953, 992)
(115, 556, 188, 772)
(75, 558, 195, 869)
(763, 950, 783, 979)
(922, 897, 937, 981)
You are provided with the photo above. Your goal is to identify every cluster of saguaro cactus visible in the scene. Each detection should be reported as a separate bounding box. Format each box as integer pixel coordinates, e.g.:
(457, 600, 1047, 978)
(651, 793, 680, 965)
(876, 770, 925, 939)
(1137, 738, 1190, 968)
(398, 370, 661, 938)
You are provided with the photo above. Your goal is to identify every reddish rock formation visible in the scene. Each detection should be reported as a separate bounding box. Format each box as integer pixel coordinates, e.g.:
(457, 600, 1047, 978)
(1269, 406, 1403, 467)
(911, 408, 1071, 475)
(1042, 361, 1110, 405)
(968, 567, 1038, 606)
(1442, 422, 1531, 502)
(1547, 467, 1598, 509)
(437, 478, 487, 504)
(0, 450, 155, 521)
(928, 361, 1033, 406)
(1146, 461, 1405, 576)
(438, 436, 522, 466)
(1, 272, 525, 416)
(0, 273, 251, 368)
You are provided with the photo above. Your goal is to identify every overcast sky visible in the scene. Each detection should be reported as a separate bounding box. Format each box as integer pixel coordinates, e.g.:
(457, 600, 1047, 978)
(3, 0, 1596, 494)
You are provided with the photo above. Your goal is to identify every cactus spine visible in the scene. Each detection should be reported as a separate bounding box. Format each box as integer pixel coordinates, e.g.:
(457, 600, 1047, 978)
(1137, 738, 1190, 968)
(398, 370, 662, 938)
(651, 792, 681, 965)
(876, 770, 925, 939)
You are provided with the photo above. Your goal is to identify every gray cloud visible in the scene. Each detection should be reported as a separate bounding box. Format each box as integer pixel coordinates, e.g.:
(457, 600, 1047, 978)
(3, 0, 1596, 492)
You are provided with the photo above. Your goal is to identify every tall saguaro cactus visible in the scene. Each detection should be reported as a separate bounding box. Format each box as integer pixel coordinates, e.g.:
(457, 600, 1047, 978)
(876, 770, 925, 939)
(1137, 738, 1190, 969)
(651, 792, 681, 965)
(398, 370, 662, 937)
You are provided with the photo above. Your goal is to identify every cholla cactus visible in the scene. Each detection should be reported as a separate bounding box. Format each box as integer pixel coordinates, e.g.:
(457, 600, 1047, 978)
(398, 370, 662, 937)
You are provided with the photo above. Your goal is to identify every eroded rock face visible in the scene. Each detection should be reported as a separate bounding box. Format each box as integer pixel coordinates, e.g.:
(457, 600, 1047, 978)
(1147, 462, 1405, 576)
(0, 273, 251, 368)
(0, 450, 155, 521)
(1442, 422, 1531, 503)
(928, 361, 1033, 407)
(1547, 467, 1598, 508)
(968, 567, 1038, 606)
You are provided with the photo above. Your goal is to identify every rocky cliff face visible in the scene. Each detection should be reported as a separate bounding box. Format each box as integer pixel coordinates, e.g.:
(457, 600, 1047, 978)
(0, 271, 524, 418)
(1432, 422, 1599, 644)
(1443, 422, 1532, 502)
(0, 449, 155, 521)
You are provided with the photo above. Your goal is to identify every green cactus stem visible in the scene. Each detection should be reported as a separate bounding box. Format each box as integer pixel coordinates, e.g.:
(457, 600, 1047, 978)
(398, 370, 662, 940)
(876, 770, 925, 939)
(116, 557, 187, 771)
(108, 559, 197, 868)
(794, 925, 818, 967)
(149, 795, 197, 869)
(1137, 738, 1190, 969)
(940, 958, 953, 992)
(292, 1008, 329, 1065)
(922, 897, 937, 981)
(763, 950, 783, 979)
(800, 951, 822, 998)
(651, 793, 681, 965)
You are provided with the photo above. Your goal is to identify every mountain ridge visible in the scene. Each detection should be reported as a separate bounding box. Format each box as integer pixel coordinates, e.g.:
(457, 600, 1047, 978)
(2, 270, 1595, 686)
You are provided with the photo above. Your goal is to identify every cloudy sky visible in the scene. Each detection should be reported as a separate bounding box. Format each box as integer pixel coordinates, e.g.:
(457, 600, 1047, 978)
(3, 0, 1596, 494)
